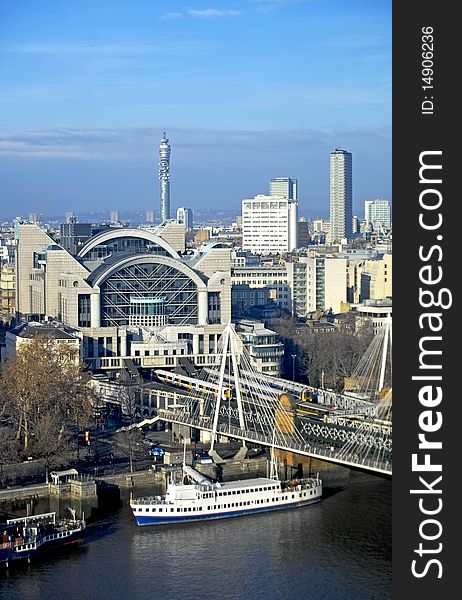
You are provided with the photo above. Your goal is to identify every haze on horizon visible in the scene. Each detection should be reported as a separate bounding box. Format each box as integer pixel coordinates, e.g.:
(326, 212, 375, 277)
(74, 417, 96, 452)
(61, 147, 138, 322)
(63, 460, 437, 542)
(0, 0, 392, 219)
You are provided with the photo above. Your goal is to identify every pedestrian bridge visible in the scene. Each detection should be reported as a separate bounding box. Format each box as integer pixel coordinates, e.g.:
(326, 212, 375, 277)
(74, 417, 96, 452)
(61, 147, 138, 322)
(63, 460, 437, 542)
(127, 322, 392, 478)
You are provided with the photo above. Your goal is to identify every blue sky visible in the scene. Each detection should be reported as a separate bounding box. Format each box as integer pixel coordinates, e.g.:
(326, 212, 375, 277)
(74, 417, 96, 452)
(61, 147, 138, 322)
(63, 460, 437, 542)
(0, 0, 391, 218)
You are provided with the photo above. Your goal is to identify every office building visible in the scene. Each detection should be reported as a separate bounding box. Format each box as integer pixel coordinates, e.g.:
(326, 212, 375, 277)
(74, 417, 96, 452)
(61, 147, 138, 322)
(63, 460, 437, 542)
(329, 149, 352, 242)
(297, 218, 310, 248)
(145, 210, 155, 223)
(286, 257, 347, 316)
(177, 207, 193, 230)
(269, 177, 297, 201)
(242, 195, 298, 254)
(60, 222, 92, 255)
(110, 211, 119, 224)
(365, 199, 391, 229)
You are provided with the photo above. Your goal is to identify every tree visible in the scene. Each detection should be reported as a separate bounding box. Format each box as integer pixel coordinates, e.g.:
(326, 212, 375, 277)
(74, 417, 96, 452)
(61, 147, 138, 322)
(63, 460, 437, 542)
(0, 427, 20, 485)
(272, 315, 374, 392)
(113, 428, 144, 473)
(0, 334, 94, 458)
(29, 413, 70, 480)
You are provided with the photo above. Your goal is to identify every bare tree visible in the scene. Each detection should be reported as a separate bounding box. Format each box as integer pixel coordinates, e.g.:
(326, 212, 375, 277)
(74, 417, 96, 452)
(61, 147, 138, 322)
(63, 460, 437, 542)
(113, 428, 144, 473)
(0, 335, 94, 456)
(29, 412, 70, 481)
(272, 315, 374, 391)
(0, 427, 20, 485)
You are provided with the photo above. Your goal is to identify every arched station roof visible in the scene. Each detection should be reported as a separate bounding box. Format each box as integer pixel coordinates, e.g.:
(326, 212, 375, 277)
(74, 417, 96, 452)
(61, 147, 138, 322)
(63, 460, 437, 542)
(77, 228, 179, 260)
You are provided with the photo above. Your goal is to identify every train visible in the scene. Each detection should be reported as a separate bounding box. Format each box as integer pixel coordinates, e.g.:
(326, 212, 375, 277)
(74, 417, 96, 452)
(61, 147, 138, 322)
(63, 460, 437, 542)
(154, 368, 319, 406)
(154, 369, 233, 400)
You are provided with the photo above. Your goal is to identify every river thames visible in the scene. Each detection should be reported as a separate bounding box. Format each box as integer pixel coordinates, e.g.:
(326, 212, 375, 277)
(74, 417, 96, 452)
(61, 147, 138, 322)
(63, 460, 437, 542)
(1, 473, 391, 600)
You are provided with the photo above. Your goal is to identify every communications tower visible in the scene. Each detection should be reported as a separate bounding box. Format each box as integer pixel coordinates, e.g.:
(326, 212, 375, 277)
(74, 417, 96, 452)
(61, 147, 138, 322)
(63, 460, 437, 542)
(159, 132, 171, 222)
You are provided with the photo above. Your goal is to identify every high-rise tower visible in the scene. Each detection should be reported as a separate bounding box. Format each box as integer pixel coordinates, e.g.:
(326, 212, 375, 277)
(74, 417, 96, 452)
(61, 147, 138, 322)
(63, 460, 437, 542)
(329, 148, 352, 242)
(159, 132, 171, 222)
(269, 177, 298, 201)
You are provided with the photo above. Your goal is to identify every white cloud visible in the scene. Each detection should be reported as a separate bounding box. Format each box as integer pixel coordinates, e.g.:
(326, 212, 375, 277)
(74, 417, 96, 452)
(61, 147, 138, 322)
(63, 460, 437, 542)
(186, 9, 241, 18)
(158, 12, 182, 20)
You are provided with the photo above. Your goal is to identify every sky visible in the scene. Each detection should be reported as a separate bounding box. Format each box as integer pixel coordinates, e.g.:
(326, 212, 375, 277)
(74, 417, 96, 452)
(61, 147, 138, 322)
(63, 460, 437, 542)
(0, 0, 392, 220)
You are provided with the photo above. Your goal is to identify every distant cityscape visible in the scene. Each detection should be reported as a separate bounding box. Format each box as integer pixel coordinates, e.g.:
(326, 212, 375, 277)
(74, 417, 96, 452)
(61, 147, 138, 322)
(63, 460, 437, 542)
(1, 132, 391, 381)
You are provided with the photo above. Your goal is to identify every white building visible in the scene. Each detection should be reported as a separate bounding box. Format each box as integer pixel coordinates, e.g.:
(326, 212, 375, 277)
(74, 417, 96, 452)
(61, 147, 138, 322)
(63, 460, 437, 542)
(176, 207, 193, 230)
(242, 195, 298, 254)
(286, 257, 347, 316)
(329, 149, 352, 242)
(365, 199, 391, 229)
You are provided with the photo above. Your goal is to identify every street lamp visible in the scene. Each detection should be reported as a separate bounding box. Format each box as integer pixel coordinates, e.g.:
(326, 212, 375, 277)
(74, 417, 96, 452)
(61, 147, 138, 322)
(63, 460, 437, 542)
(291, 354, 297, 381)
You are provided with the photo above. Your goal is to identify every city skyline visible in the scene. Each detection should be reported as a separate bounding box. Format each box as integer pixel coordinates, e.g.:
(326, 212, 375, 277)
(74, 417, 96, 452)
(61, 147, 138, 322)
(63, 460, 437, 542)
(0, 1, 391, 217)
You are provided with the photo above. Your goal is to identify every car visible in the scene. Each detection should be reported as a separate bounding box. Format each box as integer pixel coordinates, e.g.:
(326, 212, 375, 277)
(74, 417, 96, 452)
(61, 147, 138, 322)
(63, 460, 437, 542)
(196, 452, 214, 464)
(148, 446, 165, 457)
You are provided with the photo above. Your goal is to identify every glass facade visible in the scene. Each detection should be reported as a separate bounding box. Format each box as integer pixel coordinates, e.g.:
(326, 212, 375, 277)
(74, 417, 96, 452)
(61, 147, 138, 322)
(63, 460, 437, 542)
(83, 236, 170, 261)
(99, 262, 199, 327)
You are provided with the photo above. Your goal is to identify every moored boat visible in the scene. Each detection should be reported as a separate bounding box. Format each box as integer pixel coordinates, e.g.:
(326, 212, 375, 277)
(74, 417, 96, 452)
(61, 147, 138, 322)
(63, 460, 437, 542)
(0, 510, 85, 567)
(130, 463, 322, 526)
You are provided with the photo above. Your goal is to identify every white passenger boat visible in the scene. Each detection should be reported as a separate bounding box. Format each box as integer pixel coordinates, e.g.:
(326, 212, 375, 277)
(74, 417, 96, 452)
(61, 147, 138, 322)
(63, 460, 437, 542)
(130, 462, 322, 526)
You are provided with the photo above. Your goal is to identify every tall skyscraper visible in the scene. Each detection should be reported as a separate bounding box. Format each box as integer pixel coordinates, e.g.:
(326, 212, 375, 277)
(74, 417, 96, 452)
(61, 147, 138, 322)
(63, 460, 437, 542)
(242, 194, 298, 254)
(110, 210, 119, 224)
(269, 177, 297, 201)
(145, 210, 155, 223)
(364, 199, 391, 229)
(66, 211, 76, 224)
(177, 207, 193, 230)
(329, 149, 352, 242)
(159, 132, 171, 223)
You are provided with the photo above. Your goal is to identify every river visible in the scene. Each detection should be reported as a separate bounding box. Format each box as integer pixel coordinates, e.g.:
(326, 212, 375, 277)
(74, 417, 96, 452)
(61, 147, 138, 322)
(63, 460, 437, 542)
(1, 473, 391, 600)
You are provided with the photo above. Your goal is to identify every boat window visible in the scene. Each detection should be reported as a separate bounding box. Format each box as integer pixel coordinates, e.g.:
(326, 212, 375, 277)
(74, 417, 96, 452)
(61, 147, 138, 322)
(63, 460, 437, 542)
(193, 507, 196, 511)
(232, 491, 236, 495)
(170, 508, 174, 512)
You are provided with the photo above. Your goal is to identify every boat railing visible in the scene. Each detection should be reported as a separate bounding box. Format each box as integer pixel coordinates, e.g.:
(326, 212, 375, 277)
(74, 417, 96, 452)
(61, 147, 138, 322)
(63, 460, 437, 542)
(131, 496, 171, 506)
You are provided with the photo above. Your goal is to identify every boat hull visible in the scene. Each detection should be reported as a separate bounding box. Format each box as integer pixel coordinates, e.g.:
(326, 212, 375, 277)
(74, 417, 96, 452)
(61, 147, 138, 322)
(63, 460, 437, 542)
(0, 529, 84, 565)
(133, 495, 321, 526)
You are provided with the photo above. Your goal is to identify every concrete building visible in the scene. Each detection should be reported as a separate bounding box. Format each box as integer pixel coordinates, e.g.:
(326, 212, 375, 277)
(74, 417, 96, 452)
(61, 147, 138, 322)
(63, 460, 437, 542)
(0, 263, 15, 325)
(177, 207, 193, 230)
(145, 210, 155, 223)
(297, 219, 310, 248)
(59, 222, 92, 255)
(14, 223, 232, 371)
(110, 211, 119, 224)
(231, 265, 291, 316)
(346, 253, 392, 304)
(269, 177, 297, 200)
(242, 195, 298, 254)
(235, 320, 284, 376)
(4, 321, 81, 361)
(286, 257, 347, 316)
(365, 199, 391, 229)
(329, 149, 352, 242)
(350, 300, 392, 335)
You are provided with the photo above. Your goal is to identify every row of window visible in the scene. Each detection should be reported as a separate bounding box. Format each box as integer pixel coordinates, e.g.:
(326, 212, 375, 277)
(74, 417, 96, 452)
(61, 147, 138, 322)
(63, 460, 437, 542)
(136, 490, 317, 513)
